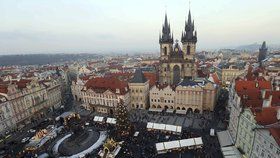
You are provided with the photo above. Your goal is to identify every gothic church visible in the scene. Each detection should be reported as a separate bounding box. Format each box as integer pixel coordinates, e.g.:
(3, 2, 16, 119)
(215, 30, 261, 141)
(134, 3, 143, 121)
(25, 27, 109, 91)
(159, 10, 197, 84)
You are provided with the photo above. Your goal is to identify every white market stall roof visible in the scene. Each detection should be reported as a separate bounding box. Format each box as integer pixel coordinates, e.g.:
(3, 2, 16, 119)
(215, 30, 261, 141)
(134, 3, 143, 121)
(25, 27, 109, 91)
(155, 137, 203, 154)
(179, 138, 195, 147)
(164, 141, 180, 150)
(148, 108, 163, 112)
(106, 117, 116, 124)
(166, 109, 174, 113)
(93, 116, 104, 122)
(194, 137, 203, 146)
(147, 122, 182, 133)
(176, 110, 187, 115)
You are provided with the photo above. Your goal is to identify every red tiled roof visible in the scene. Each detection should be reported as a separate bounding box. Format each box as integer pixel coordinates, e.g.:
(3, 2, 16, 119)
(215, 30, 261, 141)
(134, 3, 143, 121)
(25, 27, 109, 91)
(0, 85, 8, 94)
(105, 72, 133, 81)
(239, 90, 280, 108)
(269, 128, 280, 146)
(209, 72, 221, 85)
(14, 79, 32, 89)
(144, 72, 157, 87)
(235, 80, 271, 94)
(254, 107, 279, 125)
(197, 69, 207, 78)
(251, 106, 280, 145)
(85, 77, 128, 95)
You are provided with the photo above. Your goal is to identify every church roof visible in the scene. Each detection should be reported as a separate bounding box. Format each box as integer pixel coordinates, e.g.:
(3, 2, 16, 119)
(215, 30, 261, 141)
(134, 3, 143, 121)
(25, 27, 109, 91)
(130, 69, 147, 83)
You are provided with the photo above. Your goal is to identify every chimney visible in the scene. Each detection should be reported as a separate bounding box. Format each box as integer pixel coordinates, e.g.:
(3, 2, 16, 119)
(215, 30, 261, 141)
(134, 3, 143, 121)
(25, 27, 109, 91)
(261, 89, 266, 99)
(262, 95, 273, 108)
(255, 82, 259, 88)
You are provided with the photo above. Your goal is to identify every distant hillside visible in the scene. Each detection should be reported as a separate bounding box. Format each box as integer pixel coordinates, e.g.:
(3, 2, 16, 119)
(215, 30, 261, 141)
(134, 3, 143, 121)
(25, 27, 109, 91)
(235, 43, 280, 52)
(0, 53, 102, 66)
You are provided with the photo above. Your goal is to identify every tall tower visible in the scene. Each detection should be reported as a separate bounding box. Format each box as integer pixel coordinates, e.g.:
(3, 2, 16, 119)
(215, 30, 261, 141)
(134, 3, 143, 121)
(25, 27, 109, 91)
(258, 41, 268, 63)
(181, 9, 197, 79)
(159, 13, 174, 84)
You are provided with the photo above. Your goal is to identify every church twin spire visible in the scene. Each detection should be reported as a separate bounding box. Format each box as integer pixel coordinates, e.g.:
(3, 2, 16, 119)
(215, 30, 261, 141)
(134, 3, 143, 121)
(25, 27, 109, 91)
(160, 9, 197, 44)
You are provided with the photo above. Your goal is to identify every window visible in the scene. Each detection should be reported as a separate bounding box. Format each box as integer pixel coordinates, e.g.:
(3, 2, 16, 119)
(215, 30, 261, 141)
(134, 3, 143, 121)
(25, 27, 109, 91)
(187, 45, 191, 55)
(267, 155, 271, 158)
(164, 47, 167, 55)
(270, 143, 273, 149)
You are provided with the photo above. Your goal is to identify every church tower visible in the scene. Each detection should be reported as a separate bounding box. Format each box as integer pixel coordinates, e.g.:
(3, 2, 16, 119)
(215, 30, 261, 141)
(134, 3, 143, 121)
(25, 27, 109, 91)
(159, 13, 174, 84)
(181, 9, 197, 79)
(159, 9, 198, 85)
(258, 41, 268, 63)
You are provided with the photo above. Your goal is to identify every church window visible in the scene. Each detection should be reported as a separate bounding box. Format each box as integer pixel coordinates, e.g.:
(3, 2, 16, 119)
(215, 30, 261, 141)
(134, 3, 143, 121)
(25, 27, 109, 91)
(164, 47, 167, 55)
(187, 45, 191, 55)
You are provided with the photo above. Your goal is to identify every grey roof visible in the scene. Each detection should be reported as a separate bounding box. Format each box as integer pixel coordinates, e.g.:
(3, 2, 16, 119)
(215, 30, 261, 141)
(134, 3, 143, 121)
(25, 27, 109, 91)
(178, 78, 198, 86)
(130, 69, 147, 83)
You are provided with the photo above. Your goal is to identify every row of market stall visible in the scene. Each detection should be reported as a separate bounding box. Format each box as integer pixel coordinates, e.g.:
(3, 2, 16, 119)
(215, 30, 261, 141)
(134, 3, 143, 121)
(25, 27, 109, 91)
(146, 122, 182, 134)
(148, 108, 193, 115)
(93, 116, 116, 124)
(155, 137, 203, 154)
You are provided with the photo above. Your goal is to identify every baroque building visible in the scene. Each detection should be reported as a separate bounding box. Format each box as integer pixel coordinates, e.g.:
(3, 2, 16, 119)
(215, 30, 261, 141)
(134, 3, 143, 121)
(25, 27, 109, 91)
(81, 77, 130, 115)
(159, 10, 197, 85)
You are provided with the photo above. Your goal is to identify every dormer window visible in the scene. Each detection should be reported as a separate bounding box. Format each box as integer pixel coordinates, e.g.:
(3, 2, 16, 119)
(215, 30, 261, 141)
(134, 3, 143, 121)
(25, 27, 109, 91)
(116, 89, 120, 94)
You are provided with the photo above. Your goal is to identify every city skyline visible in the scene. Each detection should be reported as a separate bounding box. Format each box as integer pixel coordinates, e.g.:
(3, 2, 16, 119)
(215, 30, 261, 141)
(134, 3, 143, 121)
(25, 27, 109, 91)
(0, 0, 280, 54)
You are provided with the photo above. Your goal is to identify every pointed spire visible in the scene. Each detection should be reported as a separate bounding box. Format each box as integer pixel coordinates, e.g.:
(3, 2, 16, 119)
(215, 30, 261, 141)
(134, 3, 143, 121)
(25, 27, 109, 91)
(261, 41, 267, 49)
(181, 6, 197, 43)
(160, 12, 173, 44)
(164, 13, 168, 28)
(188, 9, 192, 25)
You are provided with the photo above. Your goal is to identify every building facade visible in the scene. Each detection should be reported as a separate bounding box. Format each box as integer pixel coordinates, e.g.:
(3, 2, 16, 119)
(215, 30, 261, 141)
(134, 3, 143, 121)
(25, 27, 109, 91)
(221, 66, 245, 86)
(175, 79, 217, 113)
(81, 77, 130, 115)
(159, 10, 197, 85)
(129, 69, 150, 109)
(149, 85, 176, 109)
(0, 78, 62, 133)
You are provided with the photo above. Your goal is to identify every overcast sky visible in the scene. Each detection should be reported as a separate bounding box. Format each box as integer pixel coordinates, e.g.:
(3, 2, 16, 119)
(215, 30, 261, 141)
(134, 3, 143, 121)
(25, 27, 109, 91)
(0, 0, 279, 54)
